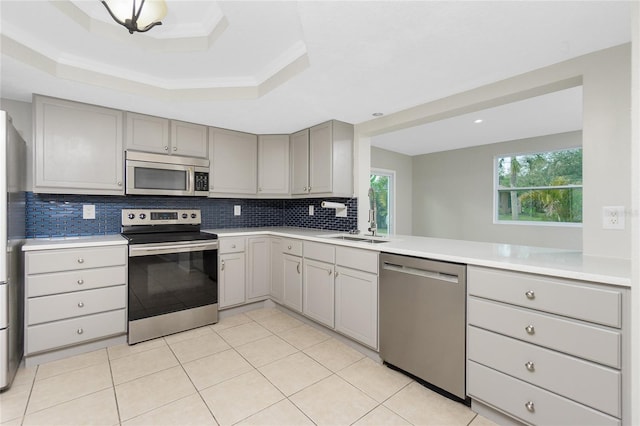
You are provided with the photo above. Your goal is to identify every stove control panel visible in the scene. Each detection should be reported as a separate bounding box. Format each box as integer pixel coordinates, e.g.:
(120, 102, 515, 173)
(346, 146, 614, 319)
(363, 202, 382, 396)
(122, 209, 201, 226)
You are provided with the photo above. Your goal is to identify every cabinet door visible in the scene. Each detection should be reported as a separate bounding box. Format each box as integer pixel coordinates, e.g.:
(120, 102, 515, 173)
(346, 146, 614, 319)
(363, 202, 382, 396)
(125, 112, 170, 154)
(270, 238, 284, 302)
(303, 259, 335, 328)
(34, 95, 124, 195)
(219, 252, 246, 308)
(247, 237, 270, 301)
(335, 266, 378, 348)
(258, 135, 289, 194)
(290, 129, 309, 194)
(210, 128, 257, 194)
(282, 254, 302, 312)
(309, 121, 332, 194)
(171, 120, 208, 158)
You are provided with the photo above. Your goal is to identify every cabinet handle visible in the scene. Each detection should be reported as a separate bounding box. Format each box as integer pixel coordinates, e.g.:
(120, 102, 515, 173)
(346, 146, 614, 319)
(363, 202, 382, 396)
(173, 146, 177, 151)
(525, 401, 535, 412)
(525, 325, 535, 335)
(525, 361, 535, 372)
(221, 260, 225, 271)
(117, 181, 122, 186)
(78, 302, 84, 308)
(258, 187, 262, 192)
(77, 279, 84, 285)
(327, 269, 332, 275)
(308, 186, 311, 192)
(164, 146, 169, 151)
(297, 263, 301, 274)
(231, 244, 236, 248)
(287, 245, 292, 250)
(76, 328, 84, 335)
(525, 290, 535, 299)
(335, 271, 339, 277)
(303, 186, 307, 191)
(77, 258, 84, 264)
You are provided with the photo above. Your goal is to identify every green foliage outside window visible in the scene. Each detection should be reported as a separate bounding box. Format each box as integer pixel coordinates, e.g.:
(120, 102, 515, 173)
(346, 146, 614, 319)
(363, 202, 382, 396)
(370, 174, 389, 234)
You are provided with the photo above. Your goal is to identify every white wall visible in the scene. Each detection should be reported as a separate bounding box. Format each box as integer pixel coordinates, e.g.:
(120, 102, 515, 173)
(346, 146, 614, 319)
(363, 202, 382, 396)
(370, 146, 413, 235)
(411, 131, 582, 249)
(358, 44, 631, 259)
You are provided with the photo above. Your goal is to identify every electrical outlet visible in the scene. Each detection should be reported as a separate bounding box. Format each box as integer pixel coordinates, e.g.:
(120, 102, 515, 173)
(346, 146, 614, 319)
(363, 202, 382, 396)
(82, 204, 95, 220)
(234, 205, 241, 216)
(602, 206, 625, 229)
(309, 205, 314, 216)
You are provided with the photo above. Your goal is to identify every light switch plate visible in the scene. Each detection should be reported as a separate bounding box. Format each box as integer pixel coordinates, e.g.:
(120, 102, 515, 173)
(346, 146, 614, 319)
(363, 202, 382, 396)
(83, 204, 96, 220)
(234, 205, 241, 216)
(309, 205, 314, 216)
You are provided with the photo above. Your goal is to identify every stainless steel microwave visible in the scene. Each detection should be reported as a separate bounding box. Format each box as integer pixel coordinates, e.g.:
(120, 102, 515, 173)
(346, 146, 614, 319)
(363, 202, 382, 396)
(125, 151, 209, 196)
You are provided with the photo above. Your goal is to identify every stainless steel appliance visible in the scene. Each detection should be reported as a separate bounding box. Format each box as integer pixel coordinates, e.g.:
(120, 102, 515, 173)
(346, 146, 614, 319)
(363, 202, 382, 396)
(379, 253, 468, 402)
(0, 111, 26, 391)
(121, 209, 218, 344)
(125, 151, 209, 196)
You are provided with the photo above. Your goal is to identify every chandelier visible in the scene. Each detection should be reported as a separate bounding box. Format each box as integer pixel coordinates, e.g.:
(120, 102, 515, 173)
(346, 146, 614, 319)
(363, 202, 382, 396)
(101, 0, 168, 34)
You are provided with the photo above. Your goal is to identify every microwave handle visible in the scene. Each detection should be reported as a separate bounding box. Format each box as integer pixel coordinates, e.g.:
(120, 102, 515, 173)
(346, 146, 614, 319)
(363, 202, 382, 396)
(188, 167, 194, 194)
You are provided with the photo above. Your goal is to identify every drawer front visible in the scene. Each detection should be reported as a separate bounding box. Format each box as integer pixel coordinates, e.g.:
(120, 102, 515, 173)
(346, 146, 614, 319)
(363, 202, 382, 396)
(304, 241, 335, 263)
(28, 285, 127, 325)
(468, 361, 620, 426)
(468, 297, 621, 368)
(468, 326, 621, 417)
(26, 309, 126, 355)
(336, 246, 378, 273)
(219, 237, 245, 253)
(27, 266, 126, 297)
(26, 246, 127, 274)
(282, 239, 303, 256)
(468, 266, 621, 328)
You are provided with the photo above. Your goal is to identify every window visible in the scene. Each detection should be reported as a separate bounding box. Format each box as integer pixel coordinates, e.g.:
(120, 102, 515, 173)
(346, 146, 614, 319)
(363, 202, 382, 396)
(370, 169, 395, 235)
(495, 148, 582, 225)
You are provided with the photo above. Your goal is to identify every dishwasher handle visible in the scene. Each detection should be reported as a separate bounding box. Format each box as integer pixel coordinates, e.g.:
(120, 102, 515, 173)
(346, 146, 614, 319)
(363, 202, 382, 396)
(382, 262, 460, 284)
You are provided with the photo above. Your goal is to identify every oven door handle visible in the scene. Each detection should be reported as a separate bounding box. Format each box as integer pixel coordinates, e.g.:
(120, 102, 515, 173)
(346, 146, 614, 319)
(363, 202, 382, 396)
(129, 242, 219, 257)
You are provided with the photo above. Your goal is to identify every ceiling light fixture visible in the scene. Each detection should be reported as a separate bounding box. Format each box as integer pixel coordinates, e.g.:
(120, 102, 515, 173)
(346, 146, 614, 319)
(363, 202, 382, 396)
(101, 0, 167, 34)
(474, 119, 484, 124)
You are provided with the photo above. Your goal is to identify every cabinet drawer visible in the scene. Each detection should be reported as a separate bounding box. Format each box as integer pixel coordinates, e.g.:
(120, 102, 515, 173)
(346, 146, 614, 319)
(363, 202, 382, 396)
(282, 239, 303, 256)
(468, 326, 621, 417)
(468, 266, 621, 328)
(336, 246, 377, 273)
(304, 241, 335, 263)
(26, 309, 126, 355)
(28, 285, 127, 325)
(26, 246, 127, 274)
(468, 297, 621, 368)
(468, 361, 619, 426)
(27, 266, 126, 297)
(219, 237, 245, 253)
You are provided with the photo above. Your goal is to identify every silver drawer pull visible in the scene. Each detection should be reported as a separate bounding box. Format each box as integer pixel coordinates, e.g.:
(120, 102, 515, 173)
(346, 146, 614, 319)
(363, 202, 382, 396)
(327, 269, 332, 275)
(335, 271, 339, 277)
(525, 401, 535, 412)
(77, 279, 84, 285)
(221, 260, 225, 271)
(78, 302, 84, 308)
(525, 361, 535, 372)
(76, 328, 84, 335)
(297, 263, 301, 274)
(77, 258, 84, 264)
(525, 325, 535, 335)
(525, 290, 535, 299)
(303, 186, 307, 191)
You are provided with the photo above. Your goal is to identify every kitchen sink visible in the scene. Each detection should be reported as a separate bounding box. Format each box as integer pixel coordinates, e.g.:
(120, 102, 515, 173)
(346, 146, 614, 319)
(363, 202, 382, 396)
(323, 235, 390, 244)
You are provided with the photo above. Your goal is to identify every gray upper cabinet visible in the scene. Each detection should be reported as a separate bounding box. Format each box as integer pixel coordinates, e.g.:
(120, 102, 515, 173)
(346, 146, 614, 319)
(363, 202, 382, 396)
(209, 127, 257, 195)
(125, 113, 208, 158)
(291, 120, 354, 197)
(33, 95, 124, 195)
(258, 134, 289, 195)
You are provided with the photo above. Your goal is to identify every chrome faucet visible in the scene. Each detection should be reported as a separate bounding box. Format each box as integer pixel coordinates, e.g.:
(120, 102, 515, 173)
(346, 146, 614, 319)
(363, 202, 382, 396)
(367, 187, 377, 236)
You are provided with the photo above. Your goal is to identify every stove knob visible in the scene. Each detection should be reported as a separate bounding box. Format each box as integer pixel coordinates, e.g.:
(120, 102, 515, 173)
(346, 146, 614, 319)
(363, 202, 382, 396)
(139, 213, 146, 220)
(191, 213, 197, 219)
(182, 213, 188, 219)
(127, 213, 135, 220)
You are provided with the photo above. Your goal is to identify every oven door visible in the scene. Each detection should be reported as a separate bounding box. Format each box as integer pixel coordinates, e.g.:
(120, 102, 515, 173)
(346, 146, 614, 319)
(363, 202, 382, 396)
(126, 159, 194, 196)
(127, 241, 218, 325)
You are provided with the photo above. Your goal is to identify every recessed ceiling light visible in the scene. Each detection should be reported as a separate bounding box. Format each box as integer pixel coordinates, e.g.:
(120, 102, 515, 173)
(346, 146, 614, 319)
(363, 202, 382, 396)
(474, 119, 483, 124)
(372, 112, 384, 117)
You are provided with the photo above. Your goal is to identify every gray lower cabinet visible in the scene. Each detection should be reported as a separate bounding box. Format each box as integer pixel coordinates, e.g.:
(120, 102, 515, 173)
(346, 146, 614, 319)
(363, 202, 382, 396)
(467, 266, 627, 425)
(24, 245, 128, 362)
(218, 237, 247, 308)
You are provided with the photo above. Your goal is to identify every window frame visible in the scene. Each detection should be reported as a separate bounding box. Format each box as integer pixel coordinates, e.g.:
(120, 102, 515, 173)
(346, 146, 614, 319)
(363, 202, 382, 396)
(370, 168, 396, 235)
(493, 147, 583, 228)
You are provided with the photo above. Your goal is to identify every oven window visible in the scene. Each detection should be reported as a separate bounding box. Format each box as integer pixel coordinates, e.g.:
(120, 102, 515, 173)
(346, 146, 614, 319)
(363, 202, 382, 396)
(128, 249, 218, 321)
(134, 167, 188, 191)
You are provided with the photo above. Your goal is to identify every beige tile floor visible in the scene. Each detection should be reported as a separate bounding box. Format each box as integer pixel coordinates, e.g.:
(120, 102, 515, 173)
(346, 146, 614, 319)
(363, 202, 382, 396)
(1, 308, 497, 426)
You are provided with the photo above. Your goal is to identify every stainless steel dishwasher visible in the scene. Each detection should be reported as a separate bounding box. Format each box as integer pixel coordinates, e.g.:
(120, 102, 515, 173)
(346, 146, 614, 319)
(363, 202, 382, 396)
(379, 253, 467, 402)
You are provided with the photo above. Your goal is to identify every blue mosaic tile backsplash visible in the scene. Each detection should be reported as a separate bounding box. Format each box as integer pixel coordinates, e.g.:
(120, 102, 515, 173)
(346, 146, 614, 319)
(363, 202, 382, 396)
(26, 192, 358, 238)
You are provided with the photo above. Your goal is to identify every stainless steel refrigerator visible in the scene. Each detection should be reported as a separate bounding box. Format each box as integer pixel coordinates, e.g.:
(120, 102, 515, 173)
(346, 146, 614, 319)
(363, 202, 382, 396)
(0, 111, 26, 391)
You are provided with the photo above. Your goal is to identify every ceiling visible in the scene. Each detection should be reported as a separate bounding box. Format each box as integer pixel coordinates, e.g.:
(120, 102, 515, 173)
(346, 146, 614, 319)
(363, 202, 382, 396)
(0, 1, 631, 155)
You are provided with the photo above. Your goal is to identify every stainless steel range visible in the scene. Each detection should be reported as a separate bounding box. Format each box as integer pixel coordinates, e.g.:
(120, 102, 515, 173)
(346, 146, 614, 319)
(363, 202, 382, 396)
(121, 209, 218, 344)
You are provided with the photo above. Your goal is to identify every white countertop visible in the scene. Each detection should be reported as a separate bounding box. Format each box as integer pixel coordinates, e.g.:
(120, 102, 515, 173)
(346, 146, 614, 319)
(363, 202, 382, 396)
(22, 234, 128, 251)
(205, 227, 631, 287)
